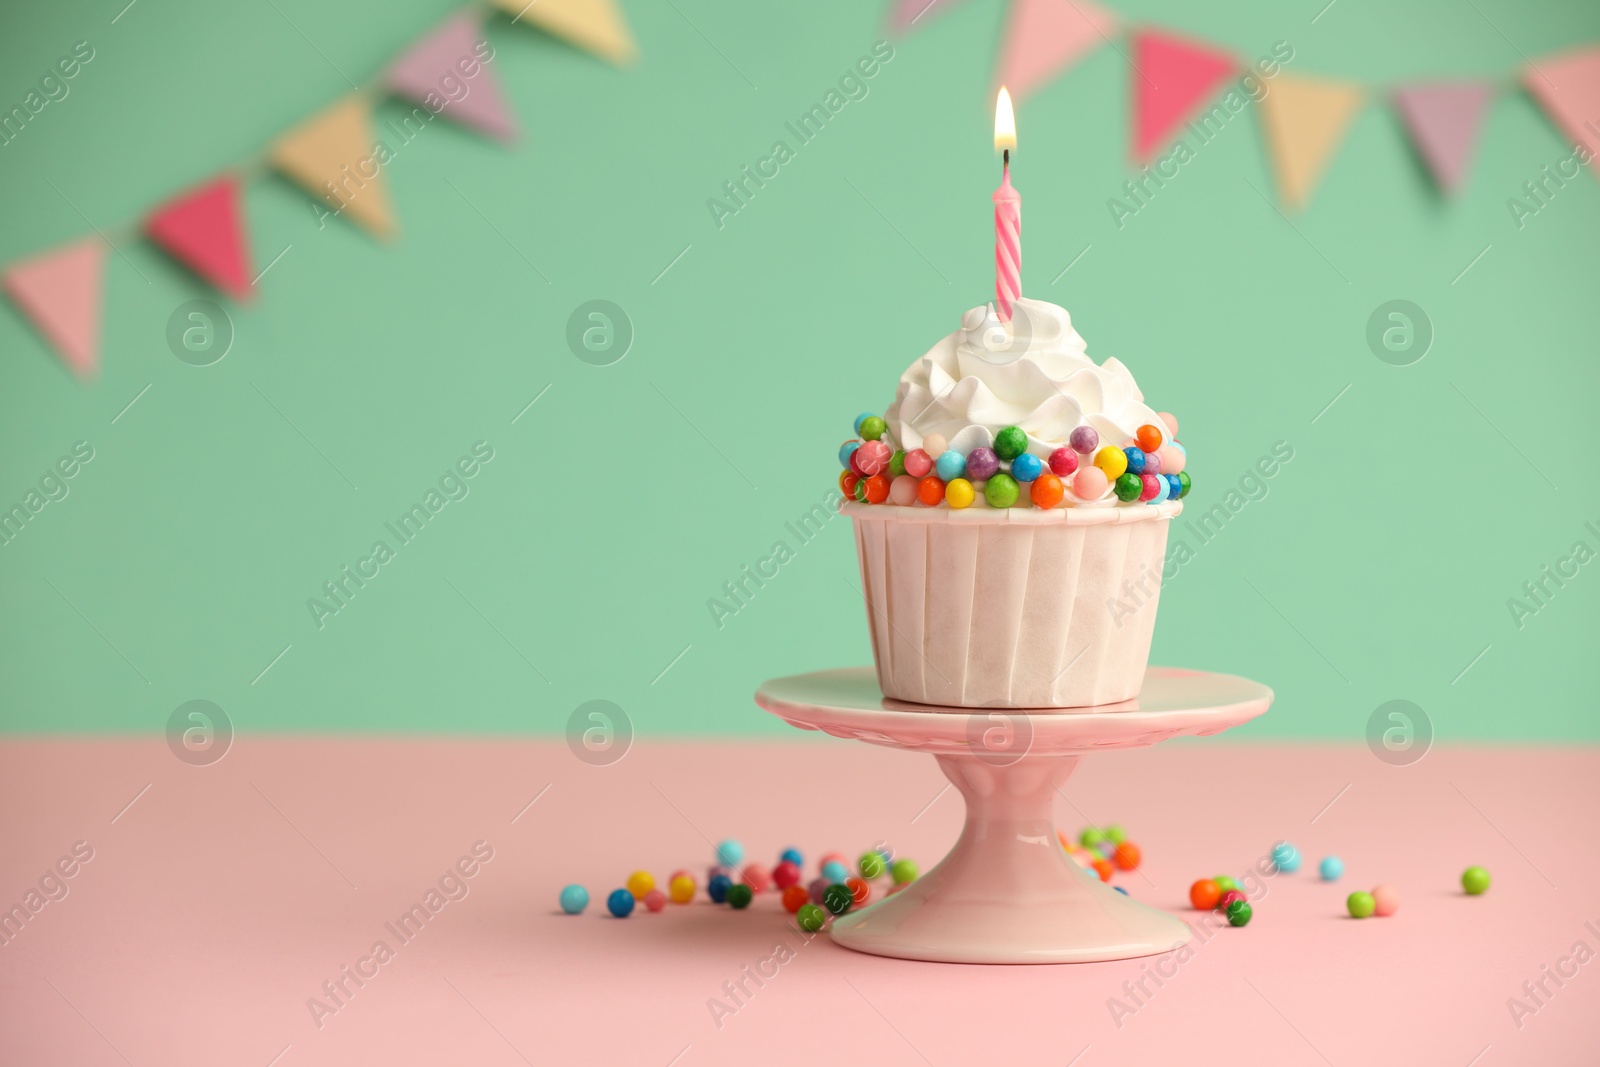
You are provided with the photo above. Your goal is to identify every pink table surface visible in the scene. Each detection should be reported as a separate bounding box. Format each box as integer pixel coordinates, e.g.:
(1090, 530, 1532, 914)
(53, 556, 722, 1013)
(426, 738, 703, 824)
(1, 736, 1597, 1067)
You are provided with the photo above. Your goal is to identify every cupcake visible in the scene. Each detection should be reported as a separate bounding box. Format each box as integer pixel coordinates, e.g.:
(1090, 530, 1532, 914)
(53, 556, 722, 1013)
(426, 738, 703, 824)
(836, 297, 1190, 709)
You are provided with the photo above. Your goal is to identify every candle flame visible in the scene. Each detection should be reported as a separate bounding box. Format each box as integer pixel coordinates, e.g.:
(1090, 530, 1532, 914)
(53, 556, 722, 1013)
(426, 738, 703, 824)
(994, 87, 1017, 152)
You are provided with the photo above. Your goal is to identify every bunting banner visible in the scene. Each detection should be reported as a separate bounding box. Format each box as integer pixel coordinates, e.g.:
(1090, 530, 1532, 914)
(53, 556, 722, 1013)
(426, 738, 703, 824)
(145, 176, 255, 300)
(1393, 82, 1494, 194)
(996, 0, 1116, 104)
(1522, 47, 1600, 178)
(491, 0, 638, 65)
(1131, 30, 1237, 164)
(1256, 72, 1364, 210)
(270, 96, 398, 240)
(2, 237, 107, 380)
(388, 13, 518, 141)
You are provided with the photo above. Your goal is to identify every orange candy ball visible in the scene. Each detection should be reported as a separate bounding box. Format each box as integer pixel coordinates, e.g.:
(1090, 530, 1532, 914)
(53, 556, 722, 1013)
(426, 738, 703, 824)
(1030, 472, 1064, 509)
(864, 474, 891, 504)
(781, 884, 810, 913)
(845, 876, 872, 906)
(840, 471, 859, 497)
(1092, 858, 1114, 882)
(1113, 842, 1141, 871)
(1190, 878, 1222, 910)
(1136, 424, 1164, 452)
(916, 476, 945, 506)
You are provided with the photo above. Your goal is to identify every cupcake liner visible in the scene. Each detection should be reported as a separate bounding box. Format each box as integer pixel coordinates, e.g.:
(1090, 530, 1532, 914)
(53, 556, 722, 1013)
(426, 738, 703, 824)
(847, 502, 1177, 708)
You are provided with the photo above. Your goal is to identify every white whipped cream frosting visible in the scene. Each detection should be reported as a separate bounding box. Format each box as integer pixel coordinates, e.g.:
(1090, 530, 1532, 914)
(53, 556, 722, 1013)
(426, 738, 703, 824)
(885, 297, 1163, 462)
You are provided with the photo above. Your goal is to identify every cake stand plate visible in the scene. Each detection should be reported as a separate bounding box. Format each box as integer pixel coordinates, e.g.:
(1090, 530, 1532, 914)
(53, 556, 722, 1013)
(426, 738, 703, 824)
(754, 667, 1272, 964)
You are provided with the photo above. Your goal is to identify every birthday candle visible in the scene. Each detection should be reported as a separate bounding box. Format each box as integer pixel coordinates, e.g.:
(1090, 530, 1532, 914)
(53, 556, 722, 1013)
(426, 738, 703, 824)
(993, 87, 1021, 324)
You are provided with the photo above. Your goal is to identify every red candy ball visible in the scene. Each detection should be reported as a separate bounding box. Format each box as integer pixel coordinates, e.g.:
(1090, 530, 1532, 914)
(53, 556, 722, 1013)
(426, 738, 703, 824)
(845, 876, 872, 906)
(864, 474, 891, 504)
(741, 863, 770, 893)
(904, 448, 934, 478)
(772, 860, 801, 890)
(916, 476, 945, 506)
(1217, 889, 1247, 911)
(1048, 447, 1078, 477)
(1138, 472, 1161, 502)
(1136, 424, 1164, 453)
(643, 889, 667, 913)
(854, 440, 890, 476)
(781, 884, 810, 913)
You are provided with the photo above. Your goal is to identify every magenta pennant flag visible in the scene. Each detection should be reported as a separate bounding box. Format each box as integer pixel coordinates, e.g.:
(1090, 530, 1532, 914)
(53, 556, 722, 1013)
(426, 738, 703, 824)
(386, 13, 517, 141)
(996, 0, 1117, 103)
(1393, 82, 1493, 193)
(3, 236, 108, 380)
(1131, 30, 1237, 163)
(1523, 47, 1600, 179)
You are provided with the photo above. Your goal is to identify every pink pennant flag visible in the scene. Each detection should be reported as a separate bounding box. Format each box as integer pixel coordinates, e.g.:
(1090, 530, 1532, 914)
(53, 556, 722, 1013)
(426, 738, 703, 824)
(996, 0, 1117, 104)
(891, 0, 967, 33)
(1132, 29, 1237, 163)
(1393, 82, 1493, 193)
(387, 13, 516, 142)
(3, 237, 108, 380)
(145, 175, 254, 300)
(1523, 47, 1600, 179)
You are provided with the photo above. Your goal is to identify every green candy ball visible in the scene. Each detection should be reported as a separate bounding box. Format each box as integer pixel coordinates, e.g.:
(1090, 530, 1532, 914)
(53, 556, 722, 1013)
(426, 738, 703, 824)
(1114, 472, 1143, 502)
(796, 902, 827, 932)
(1347, 891, 1376, 918)
(1462, 866, 1491, 895)
(853, 478, 868, 502)
(994, 425, 1027, 461)
(1105, 825, 1127, 845)
(1226, 899, 1253, 927)
(1176, 471, 1191, 499)
(1214, 875, 1239, 893)
(890, 859, 918, 885)
(858, 851, 886, 879)
(859, 416, 887, 441)
(984, 473, 1020, 508)
(822, 883, 853, 915)
(726, 883, 753, 909)
(1080, 828, 1106, 849)
(888, 450, 907, 478)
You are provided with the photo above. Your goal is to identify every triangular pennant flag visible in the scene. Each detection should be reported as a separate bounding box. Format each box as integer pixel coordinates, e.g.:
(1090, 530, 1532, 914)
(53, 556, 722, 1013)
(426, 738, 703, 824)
(492, 0, 637, 65)
(3, 237, 108, 380)
(387, 13, 517, 141)
(1132, 30, 1237, 162)
(1393, 82, 1493, 193)
(145, 175, 255, 299)
(1523, 47, 1600, 179)
(996, 0, 1117, 104)
(890, 0, 969, 33)
(270, 96, 397, 240)
(1257, 72, 1364, 209)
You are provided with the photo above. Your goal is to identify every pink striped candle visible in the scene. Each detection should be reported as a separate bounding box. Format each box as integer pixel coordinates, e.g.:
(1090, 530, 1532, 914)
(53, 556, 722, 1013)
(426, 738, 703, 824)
(993, 88, 1021, 324)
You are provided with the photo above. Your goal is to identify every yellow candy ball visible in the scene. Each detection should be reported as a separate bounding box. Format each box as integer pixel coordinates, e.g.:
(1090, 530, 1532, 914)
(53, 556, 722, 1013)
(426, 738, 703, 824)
(945, 478, 975, 509)
(669, 874, 696, 904)
(1093, 446, 1128, 480)
(626, 870, 655, 899)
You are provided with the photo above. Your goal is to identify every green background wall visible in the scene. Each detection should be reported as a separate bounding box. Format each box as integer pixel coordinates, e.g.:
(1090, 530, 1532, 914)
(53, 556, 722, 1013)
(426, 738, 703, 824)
(1, 0, 1596, 740)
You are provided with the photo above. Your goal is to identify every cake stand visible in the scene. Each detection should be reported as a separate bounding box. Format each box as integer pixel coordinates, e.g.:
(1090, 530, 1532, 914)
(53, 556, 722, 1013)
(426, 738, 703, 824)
(754, 667, 1272, 964)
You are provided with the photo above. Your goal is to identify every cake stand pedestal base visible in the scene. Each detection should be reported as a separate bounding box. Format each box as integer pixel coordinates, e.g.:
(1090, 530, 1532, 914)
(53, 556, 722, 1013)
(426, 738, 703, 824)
(755, 667, 1272, 964)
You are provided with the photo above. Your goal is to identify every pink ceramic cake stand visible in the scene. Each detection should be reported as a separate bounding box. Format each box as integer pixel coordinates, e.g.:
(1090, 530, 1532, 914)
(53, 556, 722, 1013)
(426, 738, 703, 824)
(754, 667, 1272, 964)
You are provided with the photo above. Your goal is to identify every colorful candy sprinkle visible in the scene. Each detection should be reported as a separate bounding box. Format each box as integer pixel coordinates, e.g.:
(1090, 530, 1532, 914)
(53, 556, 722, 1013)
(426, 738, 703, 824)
(839, 471, 859, 498)
(890, 859, 918, 885)
(1214, 876, 1239, 893)
(1272, 842, 1301, 873)
(1218, 889, 1247, 911)
(741, 864, 771, 893)
(780, 847, 803, 868)
(854, 440, 890, 476)
(626, 871, 654, 899)
(1157, 412, 1178, 436)
(858, 851, 886, 879)
(994, 426, 1027, 461)
(716, 840, 745, 866)
(1190, 879, 1221, 910)
(772, 861, 800, 890)
(822, 884, 853, 915)
(781, 884, 810, 913)
(1136, 424, 1164, 452)
(669, 874, 696, 903)
(1371, 884, 1400, 917)
(821, 860, 849, 884)
(1030, 472, 1064, 509)
(966, 447, 1000, 481)
(1113, 842, 1141, 871)
(922, 433, 948, 457)
(1080, 828, 1106, 849)
(1122, 446, 1146, 475)
(644, 889, 667, 913)
(839, 441, 860, 469)
(1011, 453, 1043, 482)
(1073, 467, 1108, 500)
(607, 888, 635, 917)
(707, 874, 733, 903)
(1176, 471, 1191, 499)
(1226, 899, 1253, 927)
(935, 450, 966, 481)
(1070, 426, 1099, 454)
(889, 475, 918, 506)
(1347, 891, 1376, 918)
(945, 478, 975, 509)
(807, 877, 828, 904)
(796, 902, 827, 933)
(917, 476, 946, 506)
(1048, 447, 1078, 477)
(1094, 446, 1128, 480)
(1462, 866, 1491, 895)
(984, 473, 1020, 508)
(863, 474, 891, 504)
(726, 884, 753, 909)
(1138, 473, 1160, 502)
(853, 413, 874, 435)
(888, 450, 907, 478)
(858, 415, 887, 442)
(1319, 856, 1343, 882)
(845, 877, 872, 906)
(904, 448, 933, 478)
(559, 885, 589, 914)
(1114, 473, 1143, 502)
(1104, 825, 1127, 844)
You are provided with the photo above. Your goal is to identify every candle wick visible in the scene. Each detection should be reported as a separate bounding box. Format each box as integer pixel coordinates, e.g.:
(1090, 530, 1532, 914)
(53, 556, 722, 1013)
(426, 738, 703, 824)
(1003, 148, 1010, 167)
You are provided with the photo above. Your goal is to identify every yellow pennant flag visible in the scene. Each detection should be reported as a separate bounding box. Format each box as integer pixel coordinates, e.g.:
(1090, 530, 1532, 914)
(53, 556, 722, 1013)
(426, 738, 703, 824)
(1257, 72, 1364, 210)
(269, 95, 397, 239)
(494, 0, 638, 66)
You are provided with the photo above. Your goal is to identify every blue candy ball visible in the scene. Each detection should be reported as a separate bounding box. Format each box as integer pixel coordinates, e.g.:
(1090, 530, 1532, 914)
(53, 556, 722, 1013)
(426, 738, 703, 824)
(559, 884, 589, 914)
(606, 888, 635, 917)
(839, 442, 860, 470)
(716, 839, 745, 866)
(780, 847, 803, 868)
(1152, 474, 1171, 503)
(1122, 446, 1147, 475)
(1165, 474, 1182, 499)
(1271, 842, 1301, 873)
(707, 873, 733, 903)
(935, 450, 966, 481)
(1319, 856, 1344, 881)
(1010, 453, 1043, 482)
(821, 860, 849, 884)
(853, 412, 876, 435)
